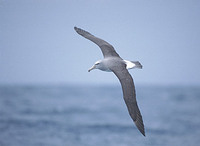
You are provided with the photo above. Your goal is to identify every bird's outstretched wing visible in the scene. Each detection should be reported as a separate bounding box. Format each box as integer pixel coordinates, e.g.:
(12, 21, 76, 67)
(111, 64, 145, 136)
(74, 27, 121, 58)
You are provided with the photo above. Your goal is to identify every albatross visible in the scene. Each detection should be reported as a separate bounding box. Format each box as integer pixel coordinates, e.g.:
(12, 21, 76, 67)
(74, 27, 145, 136)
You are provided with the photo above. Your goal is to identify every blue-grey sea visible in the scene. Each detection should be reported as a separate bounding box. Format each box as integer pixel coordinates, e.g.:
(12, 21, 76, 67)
(0, 84, 200, 146)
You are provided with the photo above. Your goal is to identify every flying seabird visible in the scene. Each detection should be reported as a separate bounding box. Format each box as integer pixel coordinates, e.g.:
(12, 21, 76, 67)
(74, 27, 145, 136)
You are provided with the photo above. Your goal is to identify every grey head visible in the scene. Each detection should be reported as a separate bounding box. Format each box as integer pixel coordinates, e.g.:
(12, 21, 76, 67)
(88, 60, 112, 72)
(88, 60, 101, 72)
(74, 26, 145, 136)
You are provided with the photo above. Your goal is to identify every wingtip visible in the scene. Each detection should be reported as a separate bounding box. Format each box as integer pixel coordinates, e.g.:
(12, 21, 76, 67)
(135, 120, 145, 136)
(74, 26, 78, 31)
(74, 26, 82, 35)
(142, 130, 146, 137)
(74, 26, 83, 34)
(137, 124, 145, 136)
(133, 107, 145, 136)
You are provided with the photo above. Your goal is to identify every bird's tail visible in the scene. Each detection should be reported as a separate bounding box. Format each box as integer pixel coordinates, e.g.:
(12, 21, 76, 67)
(131, 61, 143, 69)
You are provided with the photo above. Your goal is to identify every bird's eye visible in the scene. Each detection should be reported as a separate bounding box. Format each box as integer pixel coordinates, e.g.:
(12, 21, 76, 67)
(95, 63, 100, 65)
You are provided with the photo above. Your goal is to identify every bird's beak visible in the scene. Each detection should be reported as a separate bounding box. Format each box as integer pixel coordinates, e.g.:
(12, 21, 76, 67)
(88, 65, 96, 72)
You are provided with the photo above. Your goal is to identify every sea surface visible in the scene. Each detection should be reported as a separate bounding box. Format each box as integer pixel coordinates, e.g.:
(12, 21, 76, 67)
(0, 84, 200, 146)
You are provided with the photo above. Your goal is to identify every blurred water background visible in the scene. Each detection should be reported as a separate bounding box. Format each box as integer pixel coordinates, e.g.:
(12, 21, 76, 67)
(0, 84, 200, 146)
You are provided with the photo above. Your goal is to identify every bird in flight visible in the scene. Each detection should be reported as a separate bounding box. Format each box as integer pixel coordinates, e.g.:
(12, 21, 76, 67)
(74, 27, 145, 136)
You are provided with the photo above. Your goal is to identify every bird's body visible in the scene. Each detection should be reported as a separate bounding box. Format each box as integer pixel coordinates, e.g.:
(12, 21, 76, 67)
(93, 57, 122, 72)
(89, 58, 142, 72)
(74, 27, 145, 136)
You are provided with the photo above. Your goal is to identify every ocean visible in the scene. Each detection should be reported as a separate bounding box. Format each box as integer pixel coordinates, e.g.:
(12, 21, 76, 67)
(0, 84, 200, 146)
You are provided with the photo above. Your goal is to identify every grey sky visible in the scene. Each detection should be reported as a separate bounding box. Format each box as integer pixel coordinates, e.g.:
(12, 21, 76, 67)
(0, 0, 200, 85)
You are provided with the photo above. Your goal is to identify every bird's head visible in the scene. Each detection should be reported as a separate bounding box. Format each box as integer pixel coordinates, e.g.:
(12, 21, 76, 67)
(88, 60, 102, 72)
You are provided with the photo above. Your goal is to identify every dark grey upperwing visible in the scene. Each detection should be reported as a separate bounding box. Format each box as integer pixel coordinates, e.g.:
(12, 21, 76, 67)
(74, 27, 121, 58)
(111, 64, 145, 136)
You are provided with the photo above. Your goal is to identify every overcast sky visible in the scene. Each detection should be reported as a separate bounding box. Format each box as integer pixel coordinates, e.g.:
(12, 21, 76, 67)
(0, 0, 200, 85)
